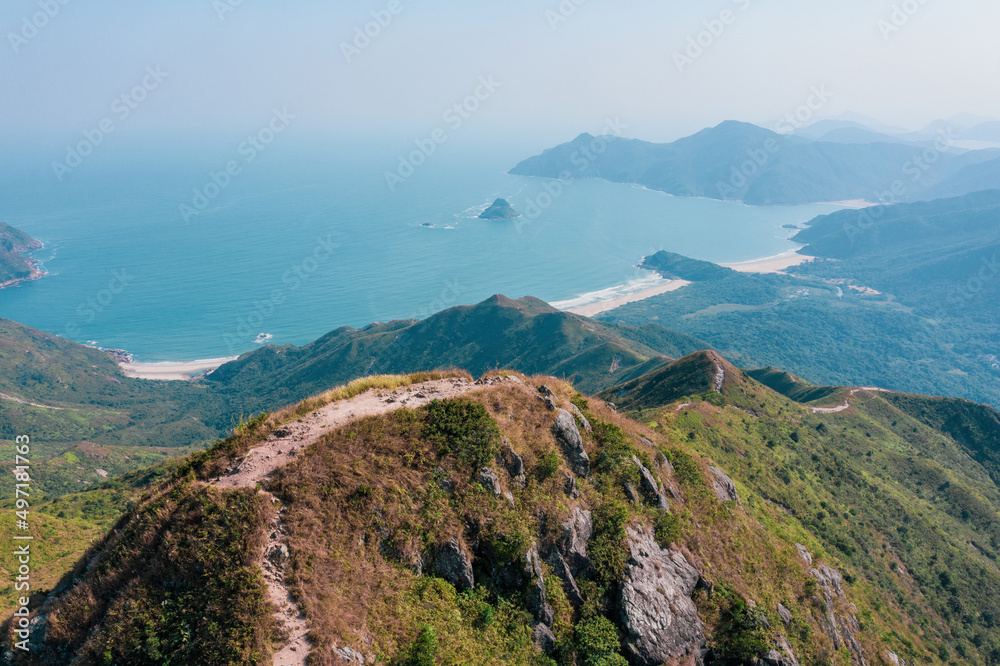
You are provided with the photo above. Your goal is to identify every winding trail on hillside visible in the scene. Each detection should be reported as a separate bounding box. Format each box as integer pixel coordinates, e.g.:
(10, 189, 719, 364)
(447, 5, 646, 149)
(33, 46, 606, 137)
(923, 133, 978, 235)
(209, 376, 522, 666)
(0, 392, 65, 410)
(809, 386, 891, 414)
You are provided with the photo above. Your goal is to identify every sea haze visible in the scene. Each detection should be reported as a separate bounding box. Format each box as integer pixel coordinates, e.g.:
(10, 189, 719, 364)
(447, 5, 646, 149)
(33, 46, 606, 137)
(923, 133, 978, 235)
(0, 135, 842, 362)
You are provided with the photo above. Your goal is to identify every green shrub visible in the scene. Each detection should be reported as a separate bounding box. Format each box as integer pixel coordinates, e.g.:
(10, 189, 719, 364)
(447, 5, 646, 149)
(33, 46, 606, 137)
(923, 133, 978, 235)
(536, 451, 562, 481)
(653, 512, 680, 548)
(711, 595, 771, 663)
(661, 448, 703, 487)
(588, 501, 630, 599)
(421, 399, 502, 472)
(408, 625, 439, 666)
(575, 615, 628, 666)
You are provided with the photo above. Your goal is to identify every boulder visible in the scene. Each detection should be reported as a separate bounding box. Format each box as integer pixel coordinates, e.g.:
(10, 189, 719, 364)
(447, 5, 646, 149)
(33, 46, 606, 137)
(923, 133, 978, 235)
(777, 603, 792, 627)
(553, 409, 590, 477)
(760, 635, 801, 666)
(708, 466, 739, 503)
(499, 445, 526, 488)
(478, 468, 502, 496)
(619, 526, 706, 666)
(435, 538, 475, 591)
(538, 384, 554, 396)
(563, 473, 580, 499)
(633, 455, 671, 511)
(542, 396, 558, 411)
(795, 544, 813, 566)
(885, 651, 907, 666)
(624, 480, 641, 503)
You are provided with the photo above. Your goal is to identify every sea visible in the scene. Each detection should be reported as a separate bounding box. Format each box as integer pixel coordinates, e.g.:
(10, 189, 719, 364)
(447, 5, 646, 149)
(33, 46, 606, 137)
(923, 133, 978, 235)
(0, 133, 843, 362)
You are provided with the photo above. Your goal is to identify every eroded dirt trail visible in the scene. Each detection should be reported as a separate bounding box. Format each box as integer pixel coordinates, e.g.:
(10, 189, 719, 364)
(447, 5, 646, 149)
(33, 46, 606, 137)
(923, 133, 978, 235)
(809, 386, 891, 414)
(209, 376, 519, 666)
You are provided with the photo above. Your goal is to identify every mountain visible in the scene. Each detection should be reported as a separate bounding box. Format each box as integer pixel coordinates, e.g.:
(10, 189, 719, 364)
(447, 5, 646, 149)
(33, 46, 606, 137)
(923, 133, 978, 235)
(639, 251, 734, 282)
(0, 222, 43, 286)
(793, 189, 1000, 314)
(207, 294, 709, 403)
(8, 355, 1000, 664)
(479, 198, 520, 220)
(509, 121, 999, 205)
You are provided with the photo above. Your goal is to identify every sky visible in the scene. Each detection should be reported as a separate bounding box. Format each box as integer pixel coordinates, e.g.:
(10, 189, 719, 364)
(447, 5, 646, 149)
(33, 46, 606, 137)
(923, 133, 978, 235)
(2, 0, 999, 149)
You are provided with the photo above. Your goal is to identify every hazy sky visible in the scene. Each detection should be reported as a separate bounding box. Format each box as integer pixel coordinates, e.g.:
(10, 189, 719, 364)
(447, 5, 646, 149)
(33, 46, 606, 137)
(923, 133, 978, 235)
(3, 0, 999, 145)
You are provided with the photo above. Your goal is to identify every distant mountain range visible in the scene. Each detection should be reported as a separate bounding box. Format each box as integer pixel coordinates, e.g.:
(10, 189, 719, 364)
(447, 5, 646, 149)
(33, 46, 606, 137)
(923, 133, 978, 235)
(511, 120, 1000, 205)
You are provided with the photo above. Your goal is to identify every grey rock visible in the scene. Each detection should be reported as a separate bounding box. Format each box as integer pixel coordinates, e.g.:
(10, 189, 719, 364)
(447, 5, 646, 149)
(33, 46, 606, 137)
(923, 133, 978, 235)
(708, 465, 739, 503)
(571, 404, 593, 432)
(810, 564, 867, 665)
(563, 473, 580, 499)
(633, 455, 671, 511)
(268, 543, 290, 566)
(333, 646, 366, 664)
(624, 480, 640, 503)
(504, 491, 515, 507)
(478, 467, 502, 496)
(500, 446, 526, 488)
(542, 396, 558, 411)
(435, 538, 475, 591)
(545, 549, 585, 609)
(777, 603, 792, 626)
(885, 651, 907, 666)
(524, 545, 554, 626)
(761, 635, 800, 666)
(538, 384, 554, 396)
(795, 544, 813, 566)
(607, 402, 617, 412)
(619, 526, 705, 666)
(533, 622, 556, 654)
(552, 409, 590, 477)
(559, 507, 593, 576)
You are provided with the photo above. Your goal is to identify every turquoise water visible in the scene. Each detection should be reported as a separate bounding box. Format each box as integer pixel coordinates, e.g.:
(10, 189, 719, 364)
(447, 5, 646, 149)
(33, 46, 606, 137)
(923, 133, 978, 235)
(0, 137, 841, 361)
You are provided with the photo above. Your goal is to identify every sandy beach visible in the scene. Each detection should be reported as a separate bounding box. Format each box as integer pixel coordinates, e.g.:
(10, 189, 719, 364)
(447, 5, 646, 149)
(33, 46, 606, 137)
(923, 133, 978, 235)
(722, 249, 814, 274)
(119, 357, 238, 381)
(567, 279, 691, 317)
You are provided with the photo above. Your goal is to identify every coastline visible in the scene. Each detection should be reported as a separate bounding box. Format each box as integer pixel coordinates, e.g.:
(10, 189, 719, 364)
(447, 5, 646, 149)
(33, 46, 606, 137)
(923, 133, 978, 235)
(722, 249, 814, 274)
(0, 263, 46, 290)
(118, 356, 239, 381)
(566, 279, 691, 317)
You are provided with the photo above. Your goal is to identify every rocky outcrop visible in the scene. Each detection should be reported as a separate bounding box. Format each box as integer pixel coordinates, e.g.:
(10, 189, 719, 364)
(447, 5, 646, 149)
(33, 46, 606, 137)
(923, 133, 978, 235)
(524, 545, 554, 626)
(624, 480, 641, 503)
(545, 549, 585, 609)
(479, 198, 520, 220)
(499, 445, 526, 488)
(533, 623, 556, 653)
(809, 562, 867, 665)
(777, 603, 792, 627)
(435, 538, 475, 591)
(885, 651, 907, 666)
(333, 646, 366, 664)
(478, 467, 502, 496)
(795, 544, 813, 566)
(563, 473, 580, 499)
(634, 455, 671, 511)
(558, 508, 593, 576)
(761, 635, 801, 666)
(708, 465, 739, 503)
(571, 404, 593, 432)
(553, 409, 590, 477)
(619, 526, 705, 666)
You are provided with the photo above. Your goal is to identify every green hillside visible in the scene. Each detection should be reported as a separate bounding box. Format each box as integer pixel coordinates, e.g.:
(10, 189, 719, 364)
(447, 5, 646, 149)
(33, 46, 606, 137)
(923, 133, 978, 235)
(0, 222, 42, 285)
(207, 294, 708, 407)
(7, 360, 1000, 664)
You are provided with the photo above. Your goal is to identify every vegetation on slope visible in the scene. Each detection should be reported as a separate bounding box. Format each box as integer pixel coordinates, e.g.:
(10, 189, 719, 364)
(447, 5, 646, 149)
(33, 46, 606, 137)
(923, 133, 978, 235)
(0, 222, 42, 285)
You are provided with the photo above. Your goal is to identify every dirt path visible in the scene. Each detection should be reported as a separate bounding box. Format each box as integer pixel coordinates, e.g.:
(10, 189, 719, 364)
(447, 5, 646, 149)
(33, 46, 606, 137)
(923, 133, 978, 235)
(210, 375, 522, 666)
(0, 392, 65, 410)
(810, 386, 891, 414)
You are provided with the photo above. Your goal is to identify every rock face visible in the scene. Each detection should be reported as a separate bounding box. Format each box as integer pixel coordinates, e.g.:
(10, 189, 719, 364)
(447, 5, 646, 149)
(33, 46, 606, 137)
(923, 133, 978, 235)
(478, 467, 502, 496)
(524, 545, 554, 626)
(558, 508, 593, 576)
(633, 455, 671, 511)
(435, 538, 475, 591)
(479, 198, 520, 220)
(809, 563, 867, 665)
(533, 623, 556, 653)
(553, 409, 590, 476)
(762, 635, 801, 666)
(795, 544, 813, 566)
(619, 526, 705, 666)
(708, 465, 740, 503)
(777, 603, 792, 627)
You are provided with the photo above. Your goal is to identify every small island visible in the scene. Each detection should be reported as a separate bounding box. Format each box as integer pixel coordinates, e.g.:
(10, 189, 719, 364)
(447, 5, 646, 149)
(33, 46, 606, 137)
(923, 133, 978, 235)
(640, 250, 734, 282)
(0, 222, 44, 289)
(479, 198, 520, 220)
